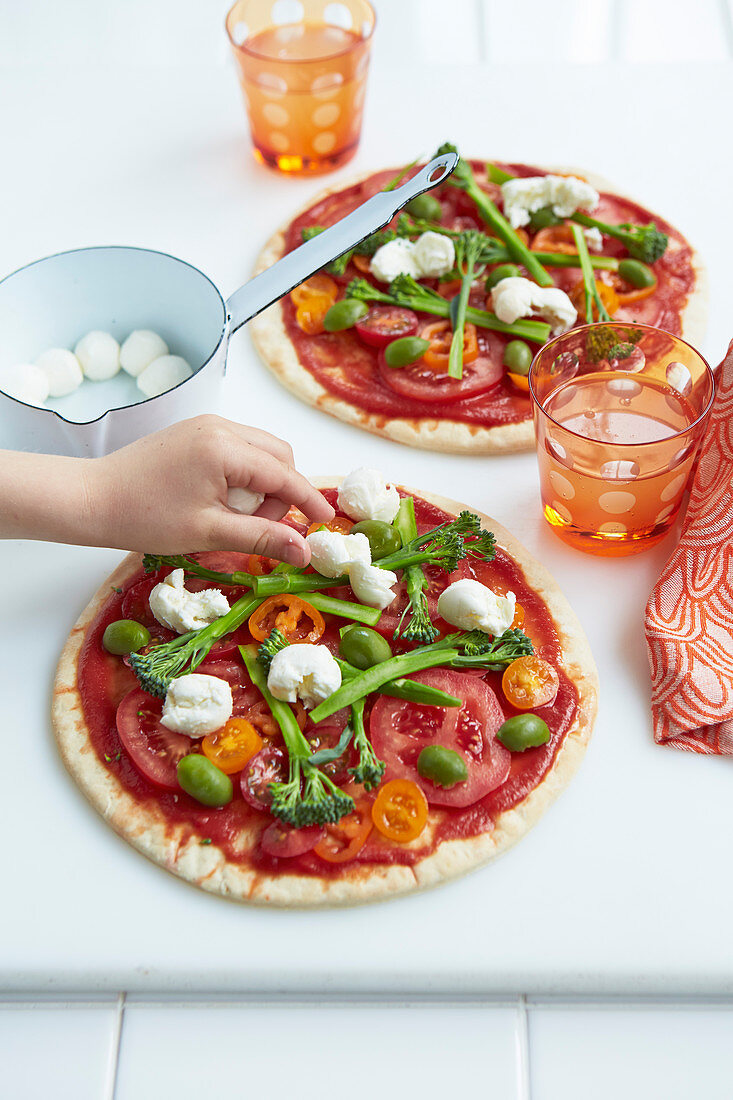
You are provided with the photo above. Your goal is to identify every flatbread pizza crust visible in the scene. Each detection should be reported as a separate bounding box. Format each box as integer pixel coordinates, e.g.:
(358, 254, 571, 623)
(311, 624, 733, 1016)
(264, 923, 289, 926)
(250, 165, 708, 454)
(52, 483, 598, 907)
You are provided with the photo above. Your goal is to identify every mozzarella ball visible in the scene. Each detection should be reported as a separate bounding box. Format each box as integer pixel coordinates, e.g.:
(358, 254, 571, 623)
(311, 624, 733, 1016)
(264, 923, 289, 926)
(0, 363, 49, 406)
(120, 330, 169, 377)
(161, 674, 233, 738)
(227, 487, 265, 515)
(35, 348, 83, 397)
(136, 355, 193, 398)
(74, 330, 121, 381)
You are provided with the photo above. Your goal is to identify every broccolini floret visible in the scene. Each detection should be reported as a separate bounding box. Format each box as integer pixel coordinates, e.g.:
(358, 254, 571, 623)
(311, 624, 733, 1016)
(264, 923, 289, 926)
(129, 593, 262, 697)
(347, 698, 386, 791)
(571, 213, 668, 264)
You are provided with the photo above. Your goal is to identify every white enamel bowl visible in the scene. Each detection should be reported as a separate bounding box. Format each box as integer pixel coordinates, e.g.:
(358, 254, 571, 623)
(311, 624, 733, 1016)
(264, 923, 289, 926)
(0, 247, 229, 457)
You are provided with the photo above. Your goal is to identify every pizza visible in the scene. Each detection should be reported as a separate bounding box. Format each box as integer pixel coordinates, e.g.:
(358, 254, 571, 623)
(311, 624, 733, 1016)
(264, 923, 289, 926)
(250, 152, 707, 454)
(52, 478, 598, 906)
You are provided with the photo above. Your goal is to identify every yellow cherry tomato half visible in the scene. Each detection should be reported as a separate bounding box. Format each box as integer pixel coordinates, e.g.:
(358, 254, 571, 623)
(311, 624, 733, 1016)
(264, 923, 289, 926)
(290, 274, 338, 307)
(371, 778, 429, 843)
(295, 293, 333, 335)
(507, 371, 530, 392)
(502, 655, 560, 710)
(202, 718, 263, 774)
(248, 595, 325, 644)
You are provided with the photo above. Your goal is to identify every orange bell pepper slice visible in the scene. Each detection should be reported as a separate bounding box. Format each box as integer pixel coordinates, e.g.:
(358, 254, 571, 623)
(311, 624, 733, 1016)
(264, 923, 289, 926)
(421, 320, 479, 372)
(607, 270, 658, 306)
(531, 225, 580, 255)
(248, 595, 325, 644)
(351, 254, 372, 274)
(372, 779, 429, 843)
(290, 274, 338, 307)
(569, 278, 620, 320)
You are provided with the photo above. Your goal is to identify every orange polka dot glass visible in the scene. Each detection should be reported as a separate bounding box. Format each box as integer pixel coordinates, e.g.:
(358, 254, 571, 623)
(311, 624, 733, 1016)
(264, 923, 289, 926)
(529, 323, 715, 556)
(226, 0, 375, 174)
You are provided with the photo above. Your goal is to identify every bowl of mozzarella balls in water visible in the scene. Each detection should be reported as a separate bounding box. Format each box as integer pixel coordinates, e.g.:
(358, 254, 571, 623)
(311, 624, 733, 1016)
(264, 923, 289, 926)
(0, 246, 229, 456)
(2, 329, 193, 409)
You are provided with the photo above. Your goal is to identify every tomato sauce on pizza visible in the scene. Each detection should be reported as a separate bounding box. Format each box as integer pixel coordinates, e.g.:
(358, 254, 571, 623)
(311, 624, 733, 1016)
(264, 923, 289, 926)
(279, 163, 696, 431)
(75, 492, 580, 880)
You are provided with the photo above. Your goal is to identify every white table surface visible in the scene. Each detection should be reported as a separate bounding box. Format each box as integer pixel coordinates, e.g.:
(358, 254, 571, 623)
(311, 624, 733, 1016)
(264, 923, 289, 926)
(2, 3, 733, 1002)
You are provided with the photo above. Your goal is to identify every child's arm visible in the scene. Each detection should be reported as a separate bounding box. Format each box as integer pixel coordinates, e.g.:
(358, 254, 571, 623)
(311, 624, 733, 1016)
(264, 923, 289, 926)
(0, 416, 335, 566)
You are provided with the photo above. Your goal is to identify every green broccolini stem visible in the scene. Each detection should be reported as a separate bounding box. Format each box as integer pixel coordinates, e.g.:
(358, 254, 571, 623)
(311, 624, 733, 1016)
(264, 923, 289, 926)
(302, 592, 381, 626)
(253, 572, 342, 596)
(142, 553, 255, 589)
(391, 496, 438, 644)
(337, 657, 460, 707)
(571, 224, 611, 324)
(239, 645, 310, 761)
(435, 144, 553, 287)
(309, 630, 533, 723)
(346, 277, 551, 344)
(448, 231, 486, 380)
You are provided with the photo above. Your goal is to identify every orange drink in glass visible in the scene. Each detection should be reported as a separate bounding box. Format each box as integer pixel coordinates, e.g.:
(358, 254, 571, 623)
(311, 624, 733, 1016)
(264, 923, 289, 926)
(530, 323, 715, 556)
(226, 0, 375, 174)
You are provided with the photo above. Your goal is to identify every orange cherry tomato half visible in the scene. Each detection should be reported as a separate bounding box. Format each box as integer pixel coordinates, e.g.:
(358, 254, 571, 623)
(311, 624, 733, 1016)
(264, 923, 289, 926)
(202, 718, 263, 774)
(531, 225, 579, 255)
(295, 293, 333, 335)
(507, 371, 530, 392)
(290, 274, 338, 307)
(313, 800, 374, 863)
(244, 699, 306, 740)
(511, 602, 526, 629)
(606, 270, 658, 306)
(371, 778, 429, 843)
(502, 656, 560, 710)
(306, 516, 354, 536)
(248, 595, 325, 644)
(569, 278, 619, 320)
(421, 320, 479, 372)
(351, 254, 372, 274)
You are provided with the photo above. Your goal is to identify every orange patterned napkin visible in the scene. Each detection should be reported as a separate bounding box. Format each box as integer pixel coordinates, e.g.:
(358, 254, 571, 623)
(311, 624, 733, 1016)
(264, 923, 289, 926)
(645, 341, 733, 753)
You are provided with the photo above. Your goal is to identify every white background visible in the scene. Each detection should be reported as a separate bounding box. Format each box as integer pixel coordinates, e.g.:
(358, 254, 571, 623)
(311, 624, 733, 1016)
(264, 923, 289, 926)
(2, 1, 733, 1096)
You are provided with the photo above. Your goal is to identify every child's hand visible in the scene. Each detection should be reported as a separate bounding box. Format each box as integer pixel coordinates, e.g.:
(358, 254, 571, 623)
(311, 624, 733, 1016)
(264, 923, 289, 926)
(85, 416, 334, 564)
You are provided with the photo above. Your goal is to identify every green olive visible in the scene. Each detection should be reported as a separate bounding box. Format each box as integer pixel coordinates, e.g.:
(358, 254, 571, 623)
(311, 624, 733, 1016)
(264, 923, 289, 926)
(417, 745, 468, 789)
(528, 206, 562, 231)
(617, 258, 656, 289)
(496, 714, 550, 752)
(339, 624, 392, 670)
(503, 339, 533, 376)
(384, 336, 430, 369)
(405, 193, 443, 221)
(485, 263, 520, 290)
(177, 754, 233, 807)
(350, 519, 402, 560)
(102, 619, 151, 656)
(323, 298, 369, 332)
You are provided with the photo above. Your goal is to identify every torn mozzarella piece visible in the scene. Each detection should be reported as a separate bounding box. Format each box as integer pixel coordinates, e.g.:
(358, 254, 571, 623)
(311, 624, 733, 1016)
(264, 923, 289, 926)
(74, 330, 121, 381)
(149, 569, 230, 634)
(490, 277, 577, 336)
(437, 578, 515, 636)
(370, 238, 420, 283)
(306, 530, 371, 578)
(227, 487, 265, 515)
(348, 561, 398, 609)
(413, 231, 455, 278)
(500, 174, 600, 229)
(583, 226, 603, 252)
(161, 674, 233, 737)
(35, 348, 83, 397)
(137, 354, 193, 398)
(267, 644, 341, 709)
(0, 363, 49, 406)
(120, 330, 169, 377)
(338, 468, 400, 523)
